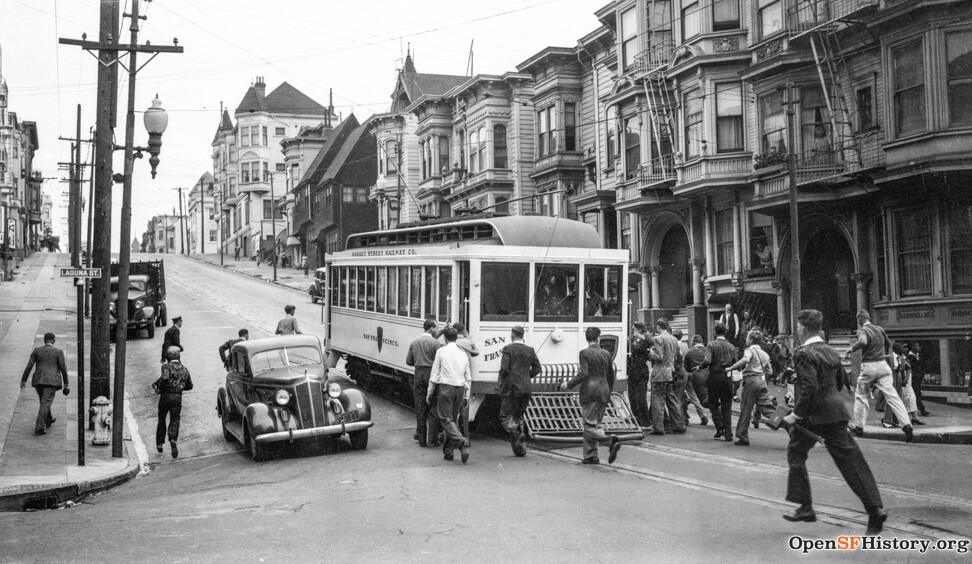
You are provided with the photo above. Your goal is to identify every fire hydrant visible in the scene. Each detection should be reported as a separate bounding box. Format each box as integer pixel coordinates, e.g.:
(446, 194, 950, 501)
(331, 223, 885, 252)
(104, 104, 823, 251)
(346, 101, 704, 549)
(90, 396, 112, 446)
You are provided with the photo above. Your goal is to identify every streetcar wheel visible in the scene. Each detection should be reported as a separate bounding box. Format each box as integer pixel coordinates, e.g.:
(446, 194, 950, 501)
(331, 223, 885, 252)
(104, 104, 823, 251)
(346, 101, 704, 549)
(349, 429, 368, 450)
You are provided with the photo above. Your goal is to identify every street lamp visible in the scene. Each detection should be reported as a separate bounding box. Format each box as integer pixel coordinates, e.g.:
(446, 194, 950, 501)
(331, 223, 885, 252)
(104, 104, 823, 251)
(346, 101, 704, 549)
(143, 95, 168, 178)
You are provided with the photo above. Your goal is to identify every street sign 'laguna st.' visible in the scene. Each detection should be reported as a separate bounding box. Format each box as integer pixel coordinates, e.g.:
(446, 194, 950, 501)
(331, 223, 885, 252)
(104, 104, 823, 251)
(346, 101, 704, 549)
(60, 267, 102, 278)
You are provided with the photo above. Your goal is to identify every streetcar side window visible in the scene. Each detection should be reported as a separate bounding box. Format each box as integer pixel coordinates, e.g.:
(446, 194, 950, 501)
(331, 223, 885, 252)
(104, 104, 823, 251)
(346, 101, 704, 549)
(409, 267, 422, 318)
(481, 262, 529, 321)
(438, 266, 451, 322)
(534, 264, 579, 322)
(397, 266, 409, 316)
(423, 267, 436, 320)
(340, 267, 349, 308)
(387, 267, 398, 316)
(583, 265, 622, 322)
(356, 267, 366, 309)
(376, 267, 387, 314)
(366, 267, 376, 312)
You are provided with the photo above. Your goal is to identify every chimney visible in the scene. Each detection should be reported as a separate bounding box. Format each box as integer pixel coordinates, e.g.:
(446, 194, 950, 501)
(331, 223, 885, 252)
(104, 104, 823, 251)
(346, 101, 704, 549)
(254, 76, 266, 98)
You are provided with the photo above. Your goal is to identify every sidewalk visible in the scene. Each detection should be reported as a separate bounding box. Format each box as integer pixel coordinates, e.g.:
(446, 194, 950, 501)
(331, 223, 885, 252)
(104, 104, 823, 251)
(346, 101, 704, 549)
(188, 253, 313, 293)
(0, 252, 140, 511)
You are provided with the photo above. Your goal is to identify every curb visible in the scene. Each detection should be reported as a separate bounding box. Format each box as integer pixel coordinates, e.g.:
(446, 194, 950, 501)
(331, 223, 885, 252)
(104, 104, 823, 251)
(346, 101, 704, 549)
(0, 440, 141, 512)
(185, 255, 309, 293)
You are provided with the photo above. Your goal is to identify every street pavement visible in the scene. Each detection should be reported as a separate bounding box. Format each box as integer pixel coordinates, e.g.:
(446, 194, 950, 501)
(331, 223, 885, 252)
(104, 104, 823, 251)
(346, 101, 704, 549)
(0, 252, 970, 562)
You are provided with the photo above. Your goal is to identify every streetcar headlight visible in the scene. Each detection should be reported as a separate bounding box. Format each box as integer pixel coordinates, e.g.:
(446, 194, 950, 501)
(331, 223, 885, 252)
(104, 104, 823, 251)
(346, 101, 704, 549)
(274, 389, 290, 405)
(327, 382, 342, 398)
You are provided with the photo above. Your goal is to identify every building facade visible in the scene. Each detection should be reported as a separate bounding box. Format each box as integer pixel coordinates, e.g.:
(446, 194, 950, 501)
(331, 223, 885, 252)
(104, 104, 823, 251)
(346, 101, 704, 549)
(186, 172, 217, 255)
(211, 77, 333, 261)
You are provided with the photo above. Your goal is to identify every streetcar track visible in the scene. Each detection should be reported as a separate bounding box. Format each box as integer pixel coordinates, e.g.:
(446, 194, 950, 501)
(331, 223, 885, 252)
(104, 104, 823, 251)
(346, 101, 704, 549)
(529, 445, 961, 540)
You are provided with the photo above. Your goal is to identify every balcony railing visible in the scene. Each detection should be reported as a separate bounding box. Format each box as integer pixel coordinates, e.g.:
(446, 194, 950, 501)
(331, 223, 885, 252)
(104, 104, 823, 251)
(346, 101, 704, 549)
(788, 0, 879, 35)
(676, 154, 752, 188)
(631, 40, 675, 76)
(753, 133, 885, 195)
(637, 155, 676, 189)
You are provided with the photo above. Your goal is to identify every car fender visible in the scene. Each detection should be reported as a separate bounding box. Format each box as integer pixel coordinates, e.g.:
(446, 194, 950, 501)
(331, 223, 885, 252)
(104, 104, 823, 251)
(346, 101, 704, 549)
(339, 388, 371, 421)
(136, 305, 155, 321)
(244, 403, 279, 437)
(216, 387, 229, 417)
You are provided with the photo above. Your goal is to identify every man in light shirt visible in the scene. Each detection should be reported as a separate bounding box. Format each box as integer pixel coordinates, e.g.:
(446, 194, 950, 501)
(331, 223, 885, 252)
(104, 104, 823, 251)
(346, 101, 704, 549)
(427, 327, 471, 464)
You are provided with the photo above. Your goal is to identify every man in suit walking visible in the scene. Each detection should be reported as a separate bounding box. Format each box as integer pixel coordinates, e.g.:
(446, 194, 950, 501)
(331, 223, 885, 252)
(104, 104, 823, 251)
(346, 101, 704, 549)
(21, 332, 70, 435)
(907, 342, 929, 417)
(561, 327, 621, 465)
(719, 303, 741, 348)
(406, 319, 442, 447)
(497, 325, 541, 457)
(161, 315, 183, 363)
(783, 309, 887, 535)
(703, 322, 737, 441)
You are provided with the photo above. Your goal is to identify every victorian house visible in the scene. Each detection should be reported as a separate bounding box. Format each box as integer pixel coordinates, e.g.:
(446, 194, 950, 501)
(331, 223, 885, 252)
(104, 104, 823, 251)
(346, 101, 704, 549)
(186, 172, 216, 255)
(211, 77, 333, 260)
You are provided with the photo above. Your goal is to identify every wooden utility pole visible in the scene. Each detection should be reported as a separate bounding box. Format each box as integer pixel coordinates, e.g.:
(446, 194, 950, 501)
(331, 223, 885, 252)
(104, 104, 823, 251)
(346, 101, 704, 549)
(177, 187, 186, 254)
(785, 87, 801, 335)
(200, 182, 205, 255)
(72, 105, 86, 466)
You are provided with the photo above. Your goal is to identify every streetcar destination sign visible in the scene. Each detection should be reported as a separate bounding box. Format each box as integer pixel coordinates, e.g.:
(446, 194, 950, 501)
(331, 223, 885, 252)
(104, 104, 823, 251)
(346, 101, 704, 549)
(60, 267, 102, 278)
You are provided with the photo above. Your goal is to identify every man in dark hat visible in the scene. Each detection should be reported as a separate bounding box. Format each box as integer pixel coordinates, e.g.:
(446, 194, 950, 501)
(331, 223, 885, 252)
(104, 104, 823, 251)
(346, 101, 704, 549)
(218, 328, 249, 370)
(497, 325, 541, 456)
(21, 332, 70, 435)
(153, 346, 193, 458)
(627, 321, 652, 427)
(161, 315, 183, 363)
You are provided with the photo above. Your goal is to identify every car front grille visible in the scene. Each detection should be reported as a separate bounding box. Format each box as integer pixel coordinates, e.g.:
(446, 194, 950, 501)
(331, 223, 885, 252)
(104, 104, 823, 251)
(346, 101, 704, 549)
(293, 381, 326, 428)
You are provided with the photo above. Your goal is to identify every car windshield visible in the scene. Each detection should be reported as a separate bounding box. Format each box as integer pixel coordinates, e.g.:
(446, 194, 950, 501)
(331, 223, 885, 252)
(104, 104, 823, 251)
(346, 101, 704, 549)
(110, 279, 147, 293)
(249, 345, 323, 373)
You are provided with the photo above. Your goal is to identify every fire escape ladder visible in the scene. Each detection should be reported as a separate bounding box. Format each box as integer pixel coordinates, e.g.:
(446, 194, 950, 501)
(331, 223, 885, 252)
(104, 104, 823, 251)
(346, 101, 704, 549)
(641, 71, 676, 183)
(809, 32, 859, 169)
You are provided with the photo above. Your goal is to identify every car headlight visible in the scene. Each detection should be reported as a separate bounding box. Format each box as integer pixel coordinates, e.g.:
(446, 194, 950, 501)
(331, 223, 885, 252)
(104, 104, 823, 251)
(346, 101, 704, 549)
(327, 382, 342, 398)
(274, 389, 290, 405)
(134, 298, 144, 309)
(109, 302, 116, 313)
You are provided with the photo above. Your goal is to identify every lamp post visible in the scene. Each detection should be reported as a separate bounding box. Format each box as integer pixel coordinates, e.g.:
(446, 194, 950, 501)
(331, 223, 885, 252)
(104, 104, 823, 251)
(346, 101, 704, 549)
(112, 90, 169, 458)
(214, 190, 224, 266)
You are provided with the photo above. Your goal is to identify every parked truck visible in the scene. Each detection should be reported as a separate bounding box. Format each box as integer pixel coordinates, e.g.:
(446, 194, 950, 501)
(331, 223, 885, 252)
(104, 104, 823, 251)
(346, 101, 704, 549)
(109, 260, 167, 339)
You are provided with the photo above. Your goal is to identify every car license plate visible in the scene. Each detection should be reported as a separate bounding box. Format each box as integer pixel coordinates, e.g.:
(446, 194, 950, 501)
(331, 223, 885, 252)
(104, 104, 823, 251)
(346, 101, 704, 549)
(335, 411, 358, 424)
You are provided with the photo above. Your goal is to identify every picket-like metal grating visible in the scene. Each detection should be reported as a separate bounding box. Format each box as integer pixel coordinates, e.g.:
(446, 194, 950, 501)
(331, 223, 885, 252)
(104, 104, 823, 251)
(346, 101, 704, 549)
(524, 392, 645, 443)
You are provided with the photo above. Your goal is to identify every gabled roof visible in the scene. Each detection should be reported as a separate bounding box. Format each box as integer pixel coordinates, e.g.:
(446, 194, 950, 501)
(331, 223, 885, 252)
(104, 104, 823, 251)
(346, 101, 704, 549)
(265, 82, 328, 115)
(212, 109, 236, 144)
(235, 85, 265, 114)
(392, 54, 466, 109)
(293, 115, 360, 190)
(319, 118, 375, 185)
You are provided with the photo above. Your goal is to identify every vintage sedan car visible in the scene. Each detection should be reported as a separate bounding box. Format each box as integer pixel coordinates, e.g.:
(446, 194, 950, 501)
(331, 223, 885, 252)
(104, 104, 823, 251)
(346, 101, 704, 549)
(108, 274, 157, 338)
(308, 267, 327, 304)
(216, 334, 373, 461)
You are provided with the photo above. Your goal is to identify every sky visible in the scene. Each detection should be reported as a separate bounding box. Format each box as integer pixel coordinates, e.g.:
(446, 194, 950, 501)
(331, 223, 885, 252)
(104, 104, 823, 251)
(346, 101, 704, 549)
(0, 0, 607, 248)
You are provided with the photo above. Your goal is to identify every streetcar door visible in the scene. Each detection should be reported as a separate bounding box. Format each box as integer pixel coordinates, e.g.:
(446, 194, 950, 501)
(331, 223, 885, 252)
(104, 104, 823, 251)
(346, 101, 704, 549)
(459, 261, 470, 329)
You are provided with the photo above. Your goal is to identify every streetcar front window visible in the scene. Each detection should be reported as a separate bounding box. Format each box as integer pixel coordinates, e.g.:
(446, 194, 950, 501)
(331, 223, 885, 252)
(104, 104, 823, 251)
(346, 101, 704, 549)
(534, 264, 578, 322)
(481, 262, 528, 321)
(583, 265, 622, 322)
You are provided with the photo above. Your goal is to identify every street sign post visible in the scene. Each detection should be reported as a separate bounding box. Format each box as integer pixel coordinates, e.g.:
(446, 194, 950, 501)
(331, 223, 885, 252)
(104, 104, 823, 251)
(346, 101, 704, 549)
(60, 267, 102, 278)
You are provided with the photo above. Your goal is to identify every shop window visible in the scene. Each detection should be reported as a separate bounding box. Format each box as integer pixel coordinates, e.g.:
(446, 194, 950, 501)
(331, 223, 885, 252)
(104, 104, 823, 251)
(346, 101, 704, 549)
(947, 30, 972, 128)
(893, 40, 926, 137)
(716, 83, 744, 153)
(715, 208, 734, 275)
(894, 207, 932, 296)
(759, 90, 786, 155)
(948, 203, 972, 294)
(481, 262, 528, 321)
(534, 264, 578, 322)
(749, 212, 773, 271)
(583, 265, 622, 321)
(947, 339, 972, 387)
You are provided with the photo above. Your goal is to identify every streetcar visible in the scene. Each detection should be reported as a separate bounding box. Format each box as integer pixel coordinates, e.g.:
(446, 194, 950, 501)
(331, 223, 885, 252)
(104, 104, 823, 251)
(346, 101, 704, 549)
(323, 214, 630, 424)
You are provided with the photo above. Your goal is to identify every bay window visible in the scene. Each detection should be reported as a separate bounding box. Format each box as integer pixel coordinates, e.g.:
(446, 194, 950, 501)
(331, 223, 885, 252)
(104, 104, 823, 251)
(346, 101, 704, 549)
(469, 129, 480, 173)
(606, 106, 618, 165)
(712, 0, 739, 31)
(477, 126, 487, 171)
(800, 87, 834, 164)
(538, 106, 557, 156)
(716, 83, 743, 152)
(385, 139, 398, 176)
(715, 208, 734, 275)
(893, 40, 926, 137)
(682, 1, 700, 40)
(946, 31, 972, 128)
(493, 125, 508, 168)
(624, 116, 641, 180)
(620, 7, 639, 71)
(438, 135, 450, 174)
(895, 207, 932, 296)
(759, 90, 786, 155)
(684, 90, 703, 158)
(564, 104, 577, 151)
(758, 0, 783, 39)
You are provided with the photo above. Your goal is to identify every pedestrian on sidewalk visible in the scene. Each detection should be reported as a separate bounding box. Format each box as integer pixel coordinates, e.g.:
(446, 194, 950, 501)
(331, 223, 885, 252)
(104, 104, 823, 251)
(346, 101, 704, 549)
(275, 305, 301, 335)
(906, 342, 930, 417)
(782, 308, 887, 535)
(844, 310, 914, 442)
(427, 327, 471, 464)
(153, 346, 194, 458)
(218, 328, 249, 370)
(20, 332, 70, 435)
(726, 329, 777, 446)
(647, 318, 684, 435)
(682, 335, 709, 426)
(497, 325, 541, 457)
(703, 322, 737, 442)
(234, 246, 240, 262)
(884, 343, 924, 427)
(561, 327, 621, 465)
(406, 319, 442, 447)
(161, 315, 183, 363)
(627, 321, 652, 427)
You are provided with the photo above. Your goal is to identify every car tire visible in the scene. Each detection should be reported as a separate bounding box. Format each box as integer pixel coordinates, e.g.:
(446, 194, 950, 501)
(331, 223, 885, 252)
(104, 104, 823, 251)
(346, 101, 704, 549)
(219, 403, 234, 442)
(349, 429, 368, 450)
(246, 426, 269, 462)
(147, 321, 155, 339)
(159, 306, 167, 326)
